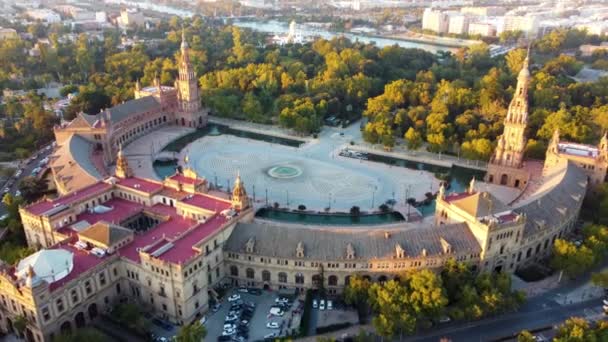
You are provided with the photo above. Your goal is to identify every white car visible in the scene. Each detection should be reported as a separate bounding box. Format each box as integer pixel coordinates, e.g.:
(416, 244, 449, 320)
(266, 322, 280, 329)
(0, 214, 8, 221)
(319, 299, 326, 310)
(222, 328, 236, 336)
(269, 307, 284, 316)
(14, 190, 20, 197)
(275, 297, 289, 304)
(227, 294, 241, 302)
(264, 332, 278, 339)
(223, 323, 236, 330)
(238, 287, 248, 293)
(327, 300, 333, 310)
(312, 299, 318, 309)
(225, 314, 238, 322)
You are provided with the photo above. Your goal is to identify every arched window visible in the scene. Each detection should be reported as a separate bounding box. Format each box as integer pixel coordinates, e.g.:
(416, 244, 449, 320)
(262, 270, 271, 282)
(328, 275, 338, 286)
(230, 266, 238, 277)
(246, 268, 254, 279)
(278, 272, 287, 283)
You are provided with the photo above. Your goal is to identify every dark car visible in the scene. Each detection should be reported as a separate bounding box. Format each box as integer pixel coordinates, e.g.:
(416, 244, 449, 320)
(152, 318, 173, 331)
(247, 288, 262, 295)
(218, 335, 232, 341)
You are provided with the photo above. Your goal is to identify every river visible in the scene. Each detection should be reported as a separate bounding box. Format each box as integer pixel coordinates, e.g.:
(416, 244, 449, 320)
(103, 0, 458, 53)
(234, 20, 457, 53)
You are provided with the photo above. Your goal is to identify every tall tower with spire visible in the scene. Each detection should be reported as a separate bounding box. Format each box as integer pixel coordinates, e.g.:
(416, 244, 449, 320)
(485, 49, 531, 189)
(175, 29, 207, 128)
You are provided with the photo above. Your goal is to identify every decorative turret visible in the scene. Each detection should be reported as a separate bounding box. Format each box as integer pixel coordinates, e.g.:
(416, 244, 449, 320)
(25, 265, 40, 288)
(549, 128, 560, 154)
(438, 182, 445, 200)
(231, 173, 249, 210)
(115, 144, 133, 179)
(599, 132, 608, 163)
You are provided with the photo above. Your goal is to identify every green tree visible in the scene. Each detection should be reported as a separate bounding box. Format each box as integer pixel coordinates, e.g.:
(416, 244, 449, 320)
(554, 317, 594, 342)
(18, 177, 48, 203)
(404, 127, 422, 150)
(517, 330, 536, 342)
(551, 239, 595, 278)
(344, 275, 371, 319)
(175, 321, 207, 342)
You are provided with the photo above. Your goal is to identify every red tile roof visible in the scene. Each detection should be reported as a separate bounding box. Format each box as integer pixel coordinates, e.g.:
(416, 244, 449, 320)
(182, 194, 232, 212)
(75, 198, 144, 226)
(169, 174, 202, 185)
(119, 206, 197, 263)
(48, 241, 109, 292)
(26, 182, 112, 215)
(444, 192, 473, 203)
(160, 214, 228, 264)
(116, 177, 163, 194)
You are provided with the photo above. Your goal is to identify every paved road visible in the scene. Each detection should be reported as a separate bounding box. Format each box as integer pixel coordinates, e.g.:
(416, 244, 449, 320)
(0, 144, 54, 217)
(406, 300, 602, 342)
(405, 272, 606, 342)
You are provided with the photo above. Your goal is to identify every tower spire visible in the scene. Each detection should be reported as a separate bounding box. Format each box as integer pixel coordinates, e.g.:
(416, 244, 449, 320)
(115, 144, 133, 179)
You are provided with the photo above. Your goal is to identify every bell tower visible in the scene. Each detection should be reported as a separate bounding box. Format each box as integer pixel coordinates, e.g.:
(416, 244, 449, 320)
(485, 48, 531, 189)
(175, 29, 207, 128)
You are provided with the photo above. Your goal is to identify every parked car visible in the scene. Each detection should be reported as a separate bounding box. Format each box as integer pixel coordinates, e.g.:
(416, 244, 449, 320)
(225, 314, 238, 322)
(228, 294, 241, 302)
(312, 299, 318, 309)
(237, 287, 248, 293)
(217, 336, 231, 342)
(263, 332, 278, 340)
(275, 297, 289, 304)
(327, 300, 333, 310)
(266, 322, 280, 329)
(212, 303, 221, 312)
(248, 288, 262, 295)
(152, 318, 173, 331)
(439, 316, 451, 324)
(224, 323, 236, 330)
(320, 299, 326, 310)
(222, 328, 236, 336)
(0, 214, 8, 221)
(269, 307, 284, 316)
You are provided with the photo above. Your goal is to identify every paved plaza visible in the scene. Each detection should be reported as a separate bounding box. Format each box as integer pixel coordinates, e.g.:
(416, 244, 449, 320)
(181, 124, 441, 212)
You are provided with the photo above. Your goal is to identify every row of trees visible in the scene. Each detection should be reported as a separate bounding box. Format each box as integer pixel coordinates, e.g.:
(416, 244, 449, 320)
(519, 317, 608, 342)
(551, 224, 608, 279)
(363, 43, 608, 158)
(344, 259, 525, 339)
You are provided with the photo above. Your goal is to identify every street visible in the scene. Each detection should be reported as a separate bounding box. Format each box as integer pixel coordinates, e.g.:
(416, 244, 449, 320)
(0, 144, 55, 217)
(404, 272, 607, 342)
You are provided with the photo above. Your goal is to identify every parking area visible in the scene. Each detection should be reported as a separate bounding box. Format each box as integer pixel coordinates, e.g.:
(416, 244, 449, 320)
(206, 288, 304, 341)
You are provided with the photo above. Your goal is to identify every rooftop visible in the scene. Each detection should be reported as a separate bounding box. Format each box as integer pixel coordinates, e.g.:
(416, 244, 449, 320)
(181, 194, 232, 212)
(116, 177, 164, 194)
(558, 142, 599, 159)
(75, 198, 144, 226)
(26, 181, 112, 216)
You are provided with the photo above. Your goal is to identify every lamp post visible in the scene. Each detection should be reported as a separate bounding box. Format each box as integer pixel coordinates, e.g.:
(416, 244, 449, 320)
(253, 184, 256, 202)
(286, 190, 290, 207)
(265, 188, 268, 207)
